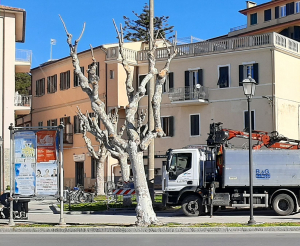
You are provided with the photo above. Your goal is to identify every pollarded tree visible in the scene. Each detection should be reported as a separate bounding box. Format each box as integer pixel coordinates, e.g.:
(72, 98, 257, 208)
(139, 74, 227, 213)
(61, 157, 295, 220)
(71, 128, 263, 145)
(60, 16, 177, 226)
(77, 108, 130, 196)
(123, 3, 174, 42)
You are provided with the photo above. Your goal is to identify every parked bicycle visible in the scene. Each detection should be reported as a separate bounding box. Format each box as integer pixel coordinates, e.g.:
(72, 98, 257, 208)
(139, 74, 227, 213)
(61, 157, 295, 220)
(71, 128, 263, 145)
(60, 185, 94, 203)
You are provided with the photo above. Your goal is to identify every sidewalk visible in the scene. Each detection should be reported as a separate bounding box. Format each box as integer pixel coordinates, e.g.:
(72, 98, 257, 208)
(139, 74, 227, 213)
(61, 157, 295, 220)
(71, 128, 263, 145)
(1, 200, 300, 232)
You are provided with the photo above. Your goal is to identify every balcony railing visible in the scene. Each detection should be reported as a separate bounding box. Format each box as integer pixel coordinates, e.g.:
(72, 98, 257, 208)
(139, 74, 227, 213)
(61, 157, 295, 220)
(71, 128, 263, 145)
(106, 33, 300, 64)
(168, 86, 209, 102)
(230, 24, 247, 33)
(14, 93, 32, 107)
(16, 49, 32, 63)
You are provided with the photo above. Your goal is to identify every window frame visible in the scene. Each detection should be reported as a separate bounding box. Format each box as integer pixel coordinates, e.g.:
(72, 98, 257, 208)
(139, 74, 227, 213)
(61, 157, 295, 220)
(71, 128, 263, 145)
(138, 74, 148, 95)
(280, 5, 287, 17)
(74, 115, 81, 134)
(47, 119, 57, 127)
(91, 157, 97, 179)
(163, 72, 174, 93)
(190, 113, 200, 137)
(36, 78, 45, 96)
(239, 62, 259, 86)
(47, 74, 57, 94)
(264, 9, 272, 22)
(60, 70, 70, 90)
(250, 13, 258, 25)
(161, 116, 174, 137)
(296, 1, 300, 13)
(74, 67, 84, 87)
(109, 70, 114, 79)
(218, 64, 230, 88)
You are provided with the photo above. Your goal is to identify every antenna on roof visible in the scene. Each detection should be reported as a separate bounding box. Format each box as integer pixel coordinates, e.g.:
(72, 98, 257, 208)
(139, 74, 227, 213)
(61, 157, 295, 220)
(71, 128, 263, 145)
(49, 39, 56, 61)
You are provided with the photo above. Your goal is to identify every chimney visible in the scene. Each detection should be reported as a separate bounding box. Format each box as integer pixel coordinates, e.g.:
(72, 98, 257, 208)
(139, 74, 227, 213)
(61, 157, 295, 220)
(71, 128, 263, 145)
(246, 1, 257, 8)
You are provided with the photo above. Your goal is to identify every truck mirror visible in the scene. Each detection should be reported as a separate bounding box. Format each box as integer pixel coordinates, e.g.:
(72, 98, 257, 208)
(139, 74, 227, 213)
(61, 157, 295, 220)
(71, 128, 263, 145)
(166, 149, 173, 172)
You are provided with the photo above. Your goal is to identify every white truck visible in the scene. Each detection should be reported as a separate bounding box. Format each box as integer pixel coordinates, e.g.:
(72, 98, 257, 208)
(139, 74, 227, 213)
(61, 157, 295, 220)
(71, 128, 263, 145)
(162, 123, 300, 216)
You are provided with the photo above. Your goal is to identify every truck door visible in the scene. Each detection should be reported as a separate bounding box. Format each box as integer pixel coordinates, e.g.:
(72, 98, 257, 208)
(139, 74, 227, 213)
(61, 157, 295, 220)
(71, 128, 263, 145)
(166, 152, 196, 191)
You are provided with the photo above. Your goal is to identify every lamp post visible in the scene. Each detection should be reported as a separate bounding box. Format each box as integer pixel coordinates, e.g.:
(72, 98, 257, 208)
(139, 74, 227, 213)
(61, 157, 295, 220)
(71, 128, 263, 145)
(242, 74, 257, 225)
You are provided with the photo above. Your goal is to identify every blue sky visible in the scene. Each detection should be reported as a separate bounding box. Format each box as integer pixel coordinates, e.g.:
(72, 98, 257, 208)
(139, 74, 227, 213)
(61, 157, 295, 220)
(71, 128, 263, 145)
(2, 0, 266, 68)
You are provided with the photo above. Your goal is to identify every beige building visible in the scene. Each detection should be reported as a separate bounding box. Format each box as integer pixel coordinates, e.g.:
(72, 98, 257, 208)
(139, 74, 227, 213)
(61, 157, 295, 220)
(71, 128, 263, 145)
(0, 6, 31, 193)
(31, 0, 300, 188)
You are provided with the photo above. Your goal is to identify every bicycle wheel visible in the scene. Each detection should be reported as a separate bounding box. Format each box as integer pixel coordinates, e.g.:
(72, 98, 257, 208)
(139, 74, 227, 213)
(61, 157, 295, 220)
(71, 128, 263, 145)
(77, 193, 87, 203)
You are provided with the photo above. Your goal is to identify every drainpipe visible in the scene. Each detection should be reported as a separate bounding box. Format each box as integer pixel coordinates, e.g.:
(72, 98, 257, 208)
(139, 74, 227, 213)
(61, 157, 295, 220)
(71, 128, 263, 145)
(1, 12, 6, 193)
(271, 48, 275, 132)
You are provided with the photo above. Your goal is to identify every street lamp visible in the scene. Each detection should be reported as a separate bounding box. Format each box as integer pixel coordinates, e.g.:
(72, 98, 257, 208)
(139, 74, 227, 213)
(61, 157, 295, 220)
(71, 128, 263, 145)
(242, 74, 256, 225)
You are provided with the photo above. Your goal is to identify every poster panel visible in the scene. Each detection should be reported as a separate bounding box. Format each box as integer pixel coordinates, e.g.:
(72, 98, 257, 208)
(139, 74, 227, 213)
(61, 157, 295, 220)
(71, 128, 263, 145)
(14, 131, 36, 195)
(36, 162, 58, 196)
(36, 131, 57, 162)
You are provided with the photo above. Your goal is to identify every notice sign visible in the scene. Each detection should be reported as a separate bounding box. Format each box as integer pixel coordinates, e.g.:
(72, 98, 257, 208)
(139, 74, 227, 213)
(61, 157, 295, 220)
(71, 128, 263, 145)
(37, 131, 57, 163)
(14, 131, 36, 195)
(36, 162, 58, 196)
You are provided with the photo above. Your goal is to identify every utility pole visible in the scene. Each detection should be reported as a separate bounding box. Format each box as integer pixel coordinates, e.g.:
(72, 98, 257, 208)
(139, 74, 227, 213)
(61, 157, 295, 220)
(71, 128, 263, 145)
(148, 0, 155, 200)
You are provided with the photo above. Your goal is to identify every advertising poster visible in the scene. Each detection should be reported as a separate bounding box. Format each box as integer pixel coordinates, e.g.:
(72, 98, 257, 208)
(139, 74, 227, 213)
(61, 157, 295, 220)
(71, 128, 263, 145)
(36, 162, 58, 196)
(36, 131, 57, 163)
(14, 131, 36, 195)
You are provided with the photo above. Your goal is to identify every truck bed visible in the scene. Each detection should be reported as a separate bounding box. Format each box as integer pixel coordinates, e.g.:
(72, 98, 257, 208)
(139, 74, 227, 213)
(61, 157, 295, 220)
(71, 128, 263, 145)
(223, 149, 300, 187)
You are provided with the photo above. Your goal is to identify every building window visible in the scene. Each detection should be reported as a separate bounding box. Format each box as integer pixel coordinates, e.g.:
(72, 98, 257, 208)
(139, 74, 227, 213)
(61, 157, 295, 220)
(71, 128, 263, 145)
(138, 74, 148, 95)
(110, 70, 114, 79)
(296, 2, 300, 13)
(239, 63, 259, 86)
(163, 72, 174, 93)
(88, 62, 100, 81)
(286, 2, 295, 16)
(74, 115, 81, 134)
(60, 116, 73, 144)
(185, 69, 203, 88)
(74, 67, 84, 87)
(218, 65, 230, 88)
(280, 5, 286, 17)
(161, 116, 174, 137)
(38, 121, 43, 127)
(250, 13, 257, 25)
(244, 110, 255, 131)
(60, 71, 70, 90)
(36, 78, 45, 96)
(47, 119, 57, 126)
(190, 114, 200, 136)
(91, 157, 97, 179)
(47, 74, 57, 94)
(264, 9, 271, 21)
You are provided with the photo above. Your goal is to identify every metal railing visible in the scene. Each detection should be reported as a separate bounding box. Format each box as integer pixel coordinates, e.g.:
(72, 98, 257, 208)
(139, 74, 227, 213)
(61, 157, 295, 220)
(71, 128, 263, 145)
(15, 49, 32, 63)
(168, 86, 209, 102)
(106, 32, 300, 63)
(14, 94, 32, 107)
(230, 24, 247, 33)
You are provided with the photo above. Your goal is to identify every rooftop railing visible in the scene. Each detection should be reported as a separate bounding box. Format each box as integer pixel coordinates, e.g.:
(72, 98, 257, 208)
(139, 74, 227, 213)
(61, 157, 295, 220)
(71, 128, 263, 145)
(168, 86, 209, 102)
(230, 24, 247, 33)
(16, 49, 32, 63)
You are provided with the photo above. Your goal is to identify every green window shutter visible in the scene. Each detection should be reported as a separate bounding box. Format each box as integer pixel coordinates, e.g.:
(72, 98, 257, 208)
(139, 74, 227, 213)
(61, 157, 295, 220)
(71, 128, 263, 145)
(198, 69, 203, 86)
(253, 63, 259, 84)
(185, 71, 189, 87)
(239, 65, 244, 86)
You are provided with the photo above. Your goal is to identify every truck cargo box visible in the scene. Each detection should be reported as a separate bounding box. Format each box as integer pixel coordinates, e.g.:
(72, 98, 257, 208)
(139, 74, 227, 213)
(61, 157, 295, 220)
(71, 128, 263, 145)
(223, 149, 300, 187)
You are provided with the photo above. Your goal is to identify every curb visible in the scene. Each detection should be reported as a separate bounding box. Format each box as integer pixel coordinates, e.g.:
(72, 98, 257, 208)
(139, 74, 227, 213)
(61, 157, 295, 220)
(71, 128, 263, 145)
(1, 226, 300, 233)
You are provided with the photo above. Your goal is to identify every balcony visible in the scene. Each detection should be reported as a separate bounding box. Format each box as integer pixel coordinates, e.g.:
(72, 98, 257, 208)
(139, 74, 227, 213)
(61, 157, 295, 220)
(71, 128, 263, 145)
(14, 93, 31, 115)
(168, 86, 209, 105)
(15, 49, 32, 73)
(229, 24, 247, 33)
(106, 46, 138, 65)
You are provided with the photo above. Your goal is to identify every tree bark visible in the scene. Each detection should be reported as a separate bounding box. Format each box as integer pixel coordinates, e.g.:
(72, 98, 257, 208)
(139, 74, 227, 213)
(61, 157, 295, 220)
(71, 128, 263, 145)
(96, 152, 106, 196)
(128, 141, 158, 226)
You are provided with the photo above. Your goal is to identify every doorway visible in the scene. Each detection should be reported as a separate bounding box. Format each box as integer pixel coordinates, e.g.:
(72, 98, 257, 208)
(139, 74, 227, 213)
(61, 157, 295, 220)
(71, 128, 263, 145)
(75, 162, 84, 186)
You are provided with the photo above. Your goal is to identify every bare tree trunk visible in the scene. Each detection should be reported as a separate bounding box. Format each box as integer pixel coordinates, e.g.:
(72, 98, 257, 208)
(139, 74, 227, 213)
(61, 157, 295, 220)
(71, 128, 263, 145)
(128, 142, 158, 226)
(96, 155, 106, 196)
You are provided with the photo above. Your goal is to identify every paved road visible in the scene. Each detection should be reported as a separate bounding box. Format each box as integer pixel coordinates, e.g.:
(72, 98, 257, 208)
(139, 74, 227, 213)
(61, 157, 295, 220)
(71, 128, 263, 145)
(1, 199, 300, 225)
(1, 232, 300, 246)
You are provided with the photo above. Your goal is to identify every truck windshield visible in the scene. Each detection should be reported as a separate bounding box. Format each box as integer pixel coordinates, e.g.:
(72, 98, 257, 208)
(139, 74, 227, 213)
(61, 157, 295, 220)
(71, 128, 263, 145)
(169, 153, 192, 180)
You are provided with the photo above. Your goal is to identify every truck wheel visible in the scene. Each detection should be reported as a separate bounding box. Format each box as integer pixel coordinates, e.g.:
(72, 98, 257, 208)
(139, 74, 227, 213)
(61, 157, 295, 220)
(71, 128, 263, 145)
(182, 195, 202, 216)
(272, 194, 294, 216)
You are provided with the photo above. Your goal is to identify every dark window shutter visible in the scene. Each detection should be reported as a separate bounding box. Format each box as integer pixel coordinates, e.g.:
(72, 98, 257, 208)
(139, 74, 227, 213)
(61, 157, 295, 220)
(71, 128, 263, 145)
(239, 65, 244, 86)
(291, 2, 295, 15)
(54, 75, 57, 92)
(42, 79, 45, 95)
(47, 120, 50, 126)
(295, 26, 300, 41)
(275, 6, 279, 19)
(60, 73, 63, 90)
(198, 69, 203, 86)
(36, 81, 38, 96)
(169, 116, 174, 137)
(169, 72, 174, 89)
(54, 119, 57, 126)
(190, 115, 200, 136)
(244, 111, 255, 131)
(264, 9, 271, 21)
(47, 77, 50, 93)
(67, 70, 70, 89)
(286, 2, 294, 16)
(185, 71, 189, 87)
(218, 67, 229, 88)
(253, 63, 259, 84)
(73, 70, 76, 87)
